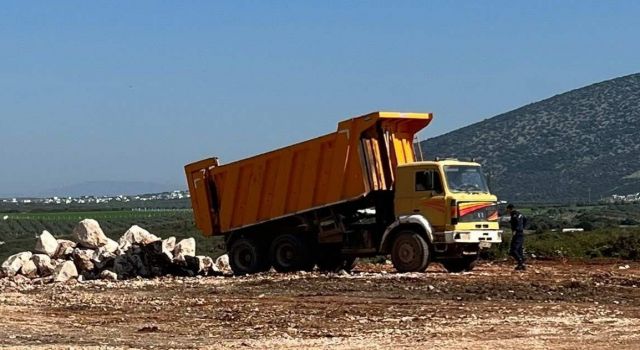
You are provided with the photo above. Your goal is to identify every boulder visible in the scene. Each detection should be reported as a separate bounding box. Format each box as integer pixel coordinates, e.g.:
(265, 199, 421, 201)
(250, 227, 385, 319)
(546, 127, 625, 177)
(52, 261, 78, 283)
(104, 238, 119, 254)
(118, 225, 160, 252)
(72, 248, 95, 272)
(161, 237, 176, 261)
(34, 230, 59, 257)
(113, 255, 135, 279)
(32, 254, 55, 277)
(129, 254, 149, 277)
(92, 248, 116, 270)
(137, 242, 173, 277)
(1, 252, 33, 277)
(20, 259, 38, 278)
(196, 256, 215, 275)
(144, 237, 175, 264)
(178, 256, 200, 277)
(74, 219, 108, 249)
(100, 270, 118, 281)
(214, 254, 231, 274)
(55, 239, 76, 259)
(173, 238, 196, 263)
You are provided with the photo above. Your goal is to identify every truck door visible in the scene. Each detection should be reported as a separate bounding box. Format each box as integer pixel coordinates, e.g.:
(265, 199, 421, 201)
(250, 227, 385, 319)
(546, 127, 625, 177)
(412, 168, 447, 231)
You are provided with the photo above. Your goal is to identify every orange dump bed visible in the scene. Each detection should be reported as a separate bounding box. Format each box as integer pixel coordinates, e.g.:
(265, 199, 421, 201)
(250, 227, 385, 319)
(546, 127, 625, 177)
(185, 111, 432, 236)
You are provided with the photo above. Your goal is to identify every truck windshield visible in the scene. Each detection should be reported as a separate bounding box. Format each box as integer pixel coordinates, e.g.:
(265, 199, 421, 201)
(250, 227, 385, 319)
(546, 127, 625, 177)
(444, 165, 489, 193)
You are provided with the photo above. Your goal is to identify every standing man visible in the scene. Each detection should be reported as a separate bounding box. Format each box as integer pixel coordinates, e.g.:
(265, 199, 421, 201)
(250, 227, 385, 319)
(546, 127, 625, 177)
(506, 203, 526, 270)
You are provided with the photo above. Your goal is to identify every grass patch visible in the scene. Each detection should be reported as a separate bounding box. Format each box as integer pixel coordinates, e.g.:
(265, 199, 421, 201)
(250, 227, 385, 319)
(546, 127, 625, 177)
(486, 228, 640, 260)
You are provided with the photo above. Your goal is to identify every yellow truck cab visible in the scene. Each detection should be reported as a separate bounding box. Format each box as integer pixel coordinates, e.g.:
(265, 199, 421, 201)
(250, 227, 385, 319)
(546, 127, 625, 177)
(391, 159, 502, 272)
(186, 111, 502, 275)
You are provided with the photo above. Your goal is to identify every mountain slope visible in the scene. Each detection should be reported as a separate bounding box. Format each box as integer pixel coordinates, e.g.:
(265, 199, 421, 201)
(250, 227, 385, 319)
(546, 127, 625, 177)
(420, 73, 640, 203)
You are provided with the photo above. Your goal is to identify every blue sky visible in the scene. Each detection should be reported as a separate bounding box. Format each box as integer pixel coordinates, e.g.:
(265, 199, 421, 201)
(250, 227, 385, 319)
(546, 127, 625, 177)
(1, 1, 639, 196)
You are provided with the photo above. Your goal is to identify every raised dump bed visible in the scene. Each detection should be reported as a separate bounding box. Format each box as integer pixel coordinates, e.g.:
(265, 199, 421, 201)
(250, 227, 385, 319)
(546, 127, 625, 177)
(185, 111, 432, 236)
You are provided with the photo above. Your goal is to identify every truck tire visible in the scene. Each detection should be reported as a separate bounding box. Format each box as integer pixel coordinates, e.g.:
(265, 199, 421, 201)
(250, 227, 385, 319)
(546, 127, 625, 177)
(317, 246, 358, 272)
(343, 256, 357, 272)
(228, 237, 269, 275)
(317, 246, 342, 272)
(441, 256, 477, 273)
(270, 234, 313, 272)
(391, 230, 430, 273)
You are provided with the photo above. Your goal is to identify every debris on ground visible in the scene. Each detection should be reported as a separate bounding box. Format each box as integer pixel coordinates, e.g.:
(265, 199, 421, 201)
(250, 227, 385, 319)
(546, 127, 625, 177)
(0, 261, 638, 349)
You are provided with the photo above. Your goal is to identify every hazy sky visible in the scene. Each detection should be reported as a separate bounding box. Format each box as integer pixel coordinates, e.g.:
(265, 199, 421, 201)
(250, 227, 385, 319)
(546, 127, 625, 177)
(1, 1, 639, 195)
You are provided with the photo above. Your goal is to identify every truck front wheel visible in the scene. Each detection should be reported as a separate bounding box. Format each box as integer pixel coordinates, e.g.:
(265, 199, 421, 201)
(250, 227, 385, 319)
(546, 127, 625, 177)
(391, 230, 430, 273)
(228, 237, 269, 275)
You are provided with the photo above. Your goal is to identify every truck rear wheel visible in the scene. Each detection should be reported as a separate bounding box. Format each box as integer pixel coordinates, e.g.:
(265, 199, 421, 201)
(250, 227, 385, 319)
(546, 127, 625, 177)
(317, 246, 357, 272)
(317, 246, 342, 272)
(391, 230, 430, 273)
(441, 256, 477, 273)
(228, 237, 269, 275)
(270, 234, 313, 272)
(343, 256, 357, 272)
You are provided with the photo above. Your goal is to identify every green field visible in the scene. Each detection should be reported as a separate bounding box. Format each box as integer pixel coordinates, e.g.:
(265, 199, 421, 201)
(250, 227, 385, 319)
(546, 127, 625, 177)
(2, 209, 190, 221)
(2, 202, 640, 264)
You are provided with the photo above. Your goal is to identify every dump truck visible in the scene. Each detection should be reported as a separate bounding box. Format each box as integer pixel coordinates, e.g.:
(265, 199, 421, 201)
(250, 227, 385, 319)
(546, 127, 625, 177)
(185, 111, 502, 274)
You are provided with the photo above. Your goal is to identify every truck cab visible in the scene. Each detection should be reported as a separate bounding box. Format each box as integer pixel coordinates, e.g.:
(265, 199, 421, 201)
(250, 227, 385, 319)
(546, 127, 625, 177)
(390, 159, 502, 272)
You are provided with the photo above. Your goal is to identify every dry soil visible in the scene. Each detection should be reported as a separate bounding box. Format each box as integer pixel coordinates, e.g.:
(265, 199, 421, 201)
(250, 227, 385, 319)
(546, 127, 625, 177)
(1, 260, 639, 349)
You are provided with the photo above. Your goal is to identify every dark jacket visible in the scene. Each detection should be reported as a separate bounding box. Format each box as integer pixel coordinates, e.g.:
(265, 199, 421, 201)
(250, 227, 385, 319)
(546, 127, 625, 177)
(510, 210, 525, 233)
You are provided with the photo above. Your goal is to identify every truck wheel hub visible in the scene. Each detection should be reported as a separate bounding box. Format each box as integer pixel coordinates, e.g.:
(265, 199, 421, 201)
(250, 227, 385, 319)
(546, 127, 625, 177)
(398, 243, 416, 263)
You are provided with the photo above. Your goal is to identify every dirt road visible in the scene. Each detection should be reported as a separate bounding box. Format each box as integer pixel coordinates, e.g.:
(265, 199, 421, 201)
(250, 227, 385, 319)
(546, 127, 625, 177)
(1, 261, 639, 349)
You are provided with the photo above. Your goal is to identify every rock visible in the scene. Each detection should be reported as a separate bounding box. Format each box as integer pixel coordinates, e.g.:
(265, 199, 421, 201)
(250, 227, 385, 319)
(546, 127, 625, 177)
(178, 256, 200, 277)
(74, 219, 108, 249)
(214, 254, 231, 274)
(32, 254, 55, 277)
(52, 261, 78, 283)
(160, 237, 176, 261)
(113, 255, 135, 279)
(130, 254, 149, 277)
(104, 238, 119, 254)
(92, 248, 116, 270)
(139, 241, 174, 276)
(72, 248, 96, 272)
(100, 270, 118, 281)
(196, 256, 215, 275)
(139, 238, 175, 268)
(1, 252, 32, 277)
(55, 239, 76, 259)
(118, 225, 160, 251)
(20, 260, 38, 278)
(12, 274, 31, 284)
(173, 238, 196, 262)
(34, 230, 59, 257)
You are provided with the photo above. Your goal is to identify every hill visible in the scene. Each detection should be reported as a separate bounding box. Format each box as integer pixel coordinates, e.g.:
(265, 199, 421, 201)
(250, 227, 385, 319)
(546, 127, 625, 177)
(420, 73, 640, 203)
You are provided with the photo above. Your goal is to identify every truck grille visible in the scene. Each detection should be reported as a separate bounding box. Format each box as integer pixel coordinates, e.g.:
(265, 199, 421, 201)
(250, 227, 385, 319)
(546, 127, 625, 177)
(458, 202, 498, 223)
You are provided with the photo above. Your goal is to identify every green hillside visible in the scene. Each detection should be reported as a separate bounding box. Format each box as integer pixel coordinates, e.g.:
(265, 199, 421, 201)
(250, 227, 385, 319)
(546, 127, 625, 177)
(420, 73, 640, 203)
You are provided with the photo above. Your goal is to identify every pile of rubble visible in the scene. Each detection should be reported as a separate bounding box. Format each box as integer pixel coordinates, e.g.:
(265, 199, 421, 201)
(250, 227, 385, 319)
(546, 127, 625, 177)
(0, 219, 230, 283)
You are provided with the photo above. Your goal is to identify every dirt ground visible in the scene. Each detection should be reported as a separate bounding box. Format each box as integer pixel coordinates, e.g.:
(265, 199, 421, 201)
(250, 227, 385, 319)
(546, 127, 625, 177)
(1, 260, 639, 349)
